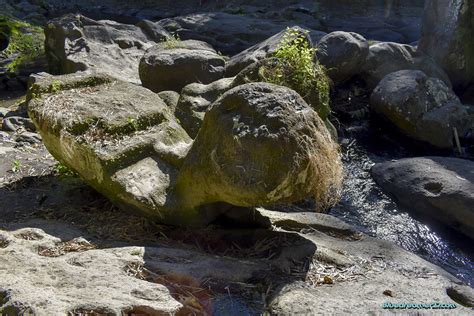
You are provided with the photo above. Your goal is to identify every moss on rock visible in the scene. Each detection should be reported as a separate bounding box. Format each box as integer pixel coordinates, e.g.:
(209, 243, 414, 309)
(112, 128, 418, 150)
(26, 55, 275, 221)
(0, 15, 44, 73)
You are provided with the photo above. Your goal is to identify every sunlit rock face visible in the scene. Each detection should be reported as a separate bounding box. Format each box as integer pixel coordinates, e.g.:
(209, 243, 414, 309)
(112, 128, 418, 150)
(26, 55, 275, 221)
(419, 0, 474, 91)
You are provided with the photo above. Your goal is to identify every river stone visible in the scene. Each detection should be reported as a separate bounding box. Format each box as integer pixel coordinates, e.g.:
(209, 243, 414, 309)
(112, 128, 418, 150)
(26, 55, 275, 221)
(361, 42, 451, 89)
(45, 14, 171, 84)
(27, 72, 196, 225)
(316, 31, 369, 85)
(418, 0, 474, 90)
(175, 82, 342, 213)
(370, 70, 470, 148)
(139, 40, 225, 93)
(175, 77, 234, 138)
(225, 26, 312, 77)
(371, 157, 474, 239)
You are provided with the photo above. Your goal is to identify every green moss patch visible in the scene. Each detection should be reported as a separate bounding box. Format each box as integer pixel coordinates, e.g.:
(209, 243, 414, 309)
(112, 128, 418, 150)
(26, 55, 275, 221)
(0, 15, 44, 73)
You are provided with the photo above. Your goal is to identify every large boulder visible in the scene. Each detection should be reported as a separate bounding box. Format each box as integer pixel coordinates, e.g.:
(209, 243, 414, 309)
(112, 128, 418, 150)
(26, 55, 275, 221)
(372, 157, 474, 239)
(27, 72, 195, 225)
(45, 14, 171, 83)
(175, 77, 234, 138)
(139, 40, 225, 93)
(176, 82, 342, 212)
(225, 26, 312, 77)
(361, 42, 451, 88)
(316, 31, 369, 85)
(370, 70, 470, 148)
(28, 76, 341, 226)
(418, 0, 474, 90)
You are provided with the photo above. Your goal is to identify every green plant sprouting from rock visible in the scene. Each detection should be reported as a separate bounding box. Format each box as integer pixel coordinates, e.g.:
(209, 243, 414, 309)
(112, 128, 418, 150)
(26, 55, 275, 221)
(162, 33, 183, 49)
(0, 15, 45, 73)
(261, 27, 331, 119)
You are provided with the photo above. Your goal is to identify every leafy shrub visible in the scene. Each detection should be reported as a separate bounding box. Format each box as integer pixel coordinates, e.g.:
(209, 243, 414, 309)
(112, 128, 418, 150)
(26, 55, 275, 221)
(260, 27, 330, 119)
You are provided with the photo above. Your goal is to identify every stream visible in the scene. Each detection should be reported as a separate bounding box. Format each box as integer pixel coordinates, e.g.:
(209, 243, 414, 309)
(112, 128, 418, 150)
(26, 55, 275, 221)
(330, 120, 474, 287)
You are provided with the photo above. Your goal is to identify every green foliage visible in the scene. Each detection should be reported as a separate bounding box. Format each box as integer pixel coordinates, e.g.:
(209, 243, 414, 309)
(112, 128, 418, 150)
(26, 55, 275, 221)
(0, 15, 44, 73)
(261, 27, 330, 119)
(11, 159, 22, 173)
(50, 80, 61, 93)
(54, 162, 77, 177)
(162, 33, 183, 49)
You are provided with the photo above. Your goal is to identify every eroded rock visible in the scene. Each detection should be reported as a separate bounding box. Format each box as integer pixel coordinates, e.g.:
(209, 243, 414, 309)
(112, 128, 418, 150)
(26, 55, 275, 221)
(45, 14, 171, 83)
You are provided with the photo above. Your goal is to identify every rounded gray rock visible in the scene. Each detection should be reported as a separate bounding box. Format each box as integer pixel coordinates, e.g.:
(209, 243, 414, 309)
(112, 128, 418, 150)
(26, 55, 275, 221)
(316, 31, 369, 85)
(370, 70, 470, 148)
(139, 40, 225, 93)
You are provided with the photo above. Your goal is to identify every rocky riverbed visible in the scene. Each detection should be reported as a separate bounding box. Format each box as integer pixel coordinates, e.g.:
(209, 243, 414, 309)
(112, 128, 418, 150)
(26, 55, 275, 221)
(1, 0, 474, 315)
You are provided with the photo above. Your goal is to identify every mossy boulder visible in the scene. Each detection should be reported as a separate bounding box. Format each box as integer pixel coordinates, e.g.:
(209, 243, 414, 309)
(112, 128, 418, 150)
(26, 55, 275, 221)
(28, 72, 196, 225)
(28, 75, 342, 226)
(176, 83, 343, 212)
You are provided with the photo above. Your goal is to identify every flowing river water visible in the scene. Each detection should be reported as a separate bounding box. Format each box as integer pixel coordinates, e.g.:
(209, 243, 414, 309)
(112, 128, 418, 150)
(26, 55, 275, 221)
(330, 120, 474, 287)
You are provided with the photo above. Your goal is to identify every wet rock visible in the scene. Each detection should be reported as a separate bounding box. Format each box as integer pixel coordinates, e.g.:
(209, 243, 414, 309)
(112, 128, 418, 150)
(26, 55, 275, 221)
(372, 157, 474, 239)
(419, 0, 474, 90)
(370, 70, 470, 148)
(362, 42, 451, 88)
(139, 40, 225, 93)
(45, 14, 171, 83)
(1, 116, 36, 132)
(316, 31, 369, 85)
(176, 82, 342, 213)
(225, 26, 312, 77)
(175, 77, 234, 138)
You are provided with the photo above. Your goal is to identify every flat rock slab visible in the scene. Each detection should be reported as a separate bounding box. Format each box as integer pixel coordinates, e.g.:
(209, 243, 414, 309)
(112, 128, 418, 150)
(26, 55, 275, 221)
(254, 207, 359, 239)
